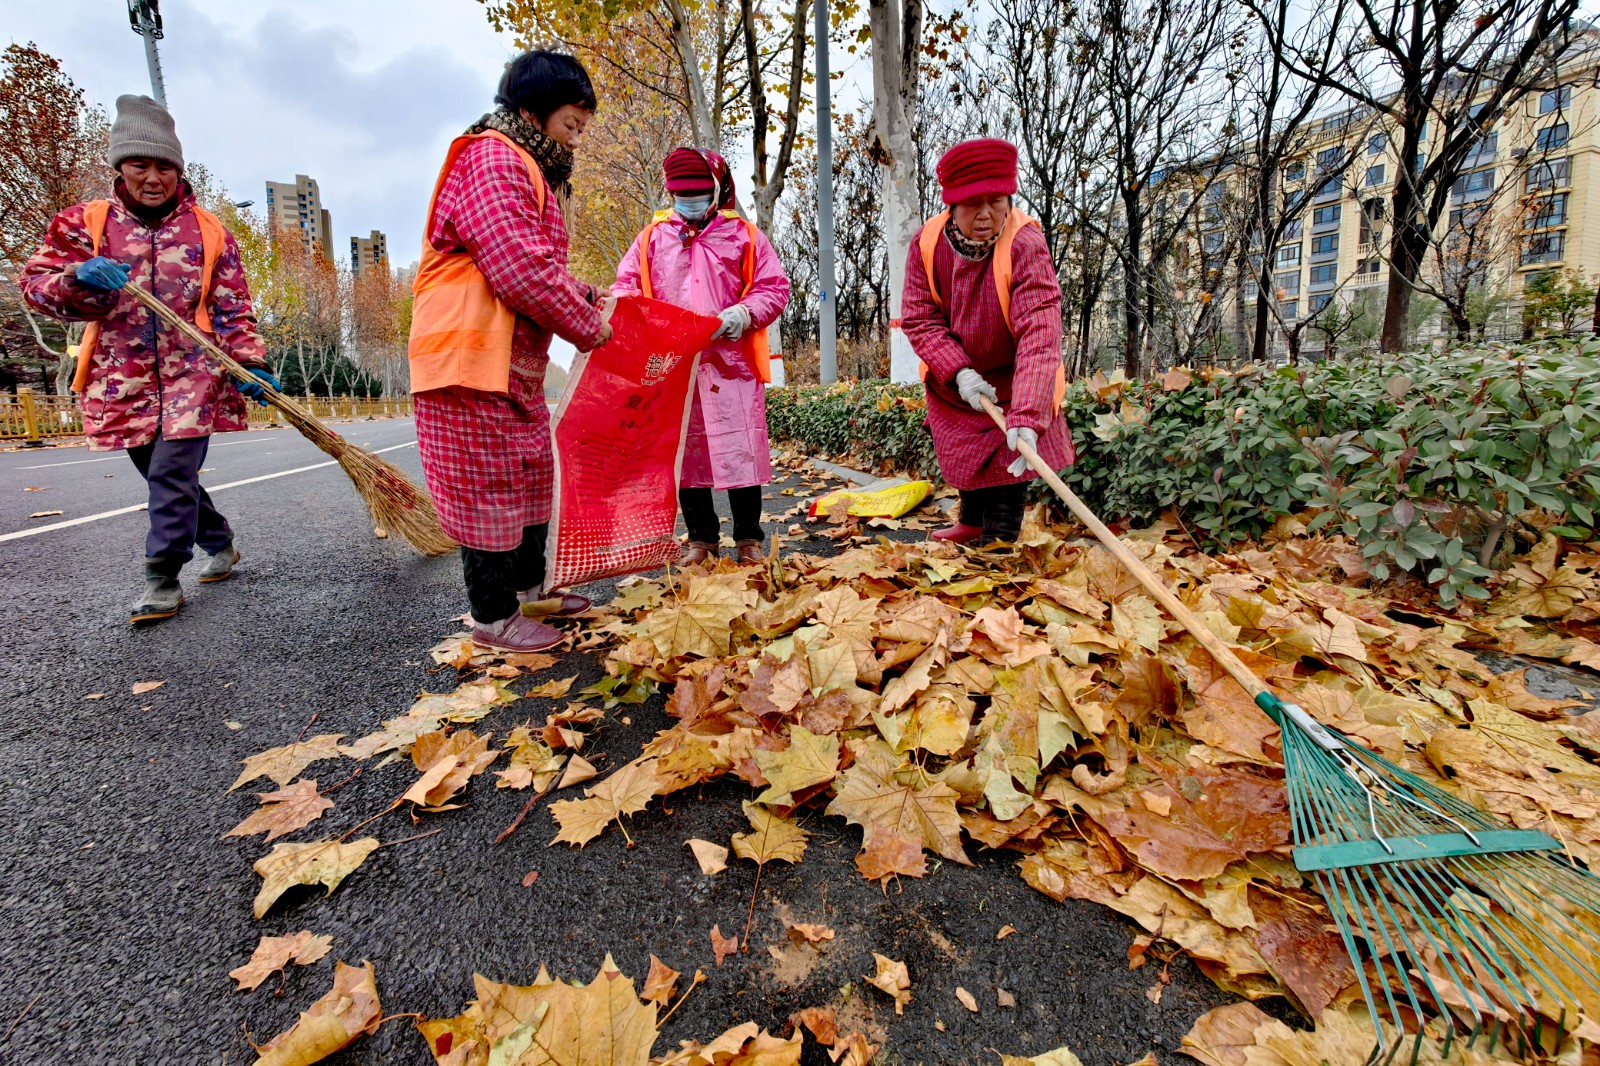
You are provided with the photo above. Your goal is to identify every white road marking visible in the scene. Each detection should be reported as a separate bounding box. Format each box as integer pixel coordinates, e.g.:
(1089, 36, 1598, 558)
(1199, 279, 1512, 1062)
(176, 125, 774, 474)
(0, 441, 418, 543)
(15, 435, 283, 470)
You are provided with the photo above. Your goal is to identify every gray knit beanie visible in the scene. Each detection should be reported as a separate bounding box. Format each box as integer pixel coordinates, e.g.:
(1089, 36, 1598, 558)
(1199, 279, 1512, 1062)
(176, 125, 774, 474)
(109, 94, 184, 170)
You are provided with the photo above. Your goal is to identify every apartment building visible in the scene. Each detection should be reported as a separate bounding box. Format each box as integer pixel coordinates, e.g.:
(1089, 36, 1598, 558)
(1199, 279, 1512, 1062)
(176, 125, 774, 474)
(264, 175, 334, 259)
(350, 230, 388, 277)
(1189, 44, 1598, 355)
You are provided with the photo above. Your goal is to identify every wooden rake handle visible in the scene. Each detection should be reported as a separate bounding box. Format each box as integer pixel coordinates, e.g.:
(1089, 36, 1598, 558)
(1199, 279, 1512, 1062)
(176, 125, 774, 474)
(122, 282, 287, 403)
(980, 395, 1273, 704)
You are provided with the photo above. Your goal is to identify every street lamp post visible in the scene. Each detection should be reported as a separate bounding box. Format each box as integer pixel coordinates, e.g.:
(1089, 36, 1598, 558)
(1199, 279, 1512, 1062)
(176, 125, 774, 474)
(814, 0, 838, 385)
(127, 0, 168, 108)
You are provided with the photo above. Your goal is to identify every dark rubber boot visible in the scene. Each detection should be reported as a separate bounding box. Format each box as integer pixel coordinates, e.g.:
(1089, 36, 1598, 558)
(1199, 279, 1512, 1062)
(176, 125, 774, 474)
(198, 543, 240, 583)
(131, 561, 183, 624)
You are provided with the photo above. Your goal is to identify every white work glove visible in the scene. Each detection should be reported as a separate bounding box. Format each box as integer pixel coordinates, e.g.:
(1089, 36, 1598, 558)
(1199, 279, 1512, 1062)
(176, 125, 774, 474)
(714, 304, 752, 340)
(1005, 426, 1038, 477)
(954, 367, 997, 412)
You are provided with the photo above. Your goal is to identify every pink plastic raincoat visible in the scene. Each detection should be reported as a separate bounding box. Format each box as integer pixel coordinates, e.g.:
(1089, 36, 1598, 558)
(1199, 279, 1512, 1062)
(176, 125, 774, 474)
(615, 213, 790, 489)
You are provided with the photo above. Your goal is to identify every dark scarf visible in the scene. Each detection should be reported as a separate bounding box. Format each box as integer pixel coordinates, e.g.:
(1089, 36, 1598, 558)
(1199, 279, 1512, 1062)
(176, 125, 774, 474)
(944, 215, 999, 262)
(466, 107, 575, 196)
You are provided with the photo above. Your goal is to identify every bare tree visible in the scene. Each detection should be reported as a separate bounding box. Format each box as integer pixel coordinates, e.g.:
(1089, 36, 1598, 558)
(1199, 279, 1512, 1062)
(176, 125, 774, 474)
(1245, 0, 1583, 350)
(867, 0, 924, 382)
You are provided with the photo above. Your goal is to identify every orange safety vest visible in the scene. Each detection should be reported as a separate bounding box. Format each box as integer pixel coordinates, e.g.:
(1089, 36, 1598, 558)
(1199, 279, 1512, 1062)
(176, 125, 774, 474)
(72, 199, 227, 394)
(916, 207, 1067, 413)
(635, 209, 774, 384)
(408, 130, 548, 396)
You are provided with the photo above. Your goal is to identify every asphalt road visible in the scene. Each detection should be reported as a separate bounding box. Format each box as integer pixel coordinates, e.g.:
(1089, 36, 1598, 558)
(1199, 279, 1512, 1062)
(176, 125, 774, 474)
(0, 419, 1231, 1065)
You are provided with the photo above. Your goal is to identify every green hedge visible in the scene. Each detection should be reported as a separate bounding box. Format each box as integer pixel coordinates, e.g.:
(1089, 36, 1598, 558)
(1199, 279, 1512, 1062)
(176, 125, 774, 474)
(766, 342, 1600, 605)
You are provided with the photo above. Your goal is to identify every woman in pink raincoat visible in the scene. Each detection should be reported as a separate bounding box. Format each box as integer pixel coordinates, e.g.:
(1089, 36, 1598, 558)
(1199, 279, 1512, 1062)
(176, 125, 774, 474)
(614, 149, 790, 564)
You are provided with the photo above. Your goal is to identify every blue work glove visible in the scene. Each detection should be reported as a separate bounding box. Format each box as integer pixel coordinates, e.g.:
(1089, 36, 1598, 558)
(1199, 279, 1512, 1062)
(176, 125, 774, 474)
(76, 257, 130, 292)
(234, 368, 280, 406)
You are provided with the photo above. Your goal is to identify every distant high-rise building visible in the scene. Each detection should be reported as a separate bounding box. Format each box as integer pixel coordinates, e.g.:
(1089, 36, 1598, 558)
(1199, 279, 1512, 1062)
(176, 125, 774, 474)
(350, 230, 388, 277)
(264, 175, 332, 258)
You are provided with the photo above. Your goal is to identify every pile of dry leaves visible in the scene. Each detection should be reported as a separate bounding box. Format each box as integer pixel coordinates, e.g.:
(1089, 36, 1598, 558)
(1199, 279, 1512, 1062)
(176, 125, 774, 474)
(218, 490, 1600, 1064)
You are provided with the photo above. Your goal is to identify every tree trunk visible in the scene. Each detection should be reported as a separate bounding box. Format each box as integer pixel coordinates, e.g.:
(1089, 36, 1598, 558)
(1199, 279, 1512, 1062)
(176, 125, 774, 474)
(1380, 181, 1425, 352)
(667, 0, 719, 151)
(869, 0, 924, 385)
(747, 0, 811, 233)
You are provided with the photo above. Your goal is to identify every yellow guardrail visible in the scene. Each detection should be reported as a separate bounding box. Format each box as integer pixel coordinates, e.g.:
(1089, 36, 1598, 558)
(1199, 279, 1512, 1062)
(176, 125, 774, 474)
(0, 389, 414, 445)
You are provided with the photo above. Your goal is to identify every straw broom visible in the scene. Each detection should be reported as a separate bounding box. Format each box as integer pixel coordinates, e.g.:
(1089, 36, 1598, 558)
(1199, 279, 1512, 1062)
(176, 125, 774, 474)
(123, 282, 455, 557)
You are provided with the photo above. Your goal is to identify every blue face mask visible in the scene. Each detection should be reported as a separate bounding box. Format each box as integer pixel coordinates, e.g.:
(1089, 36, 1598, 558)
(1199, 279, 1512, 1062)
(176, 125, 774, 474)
(674, 194, 714, 221)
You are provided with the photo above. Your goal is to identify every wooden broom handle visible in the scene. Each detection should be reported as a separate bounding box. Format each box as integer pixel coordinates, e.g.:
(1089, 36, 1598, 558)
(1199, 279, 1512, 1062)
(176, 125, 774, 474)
(980, 396, 1269, 702)
(122, 282, 280, 397)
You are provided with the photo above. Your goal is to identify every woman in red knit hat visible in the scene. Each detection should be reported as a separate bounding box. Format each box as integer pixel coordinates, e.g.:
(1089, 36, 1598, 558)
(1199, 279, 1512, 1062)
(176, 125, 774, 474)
(901, 137, 1074, 546)
(614, 148, 790, 564)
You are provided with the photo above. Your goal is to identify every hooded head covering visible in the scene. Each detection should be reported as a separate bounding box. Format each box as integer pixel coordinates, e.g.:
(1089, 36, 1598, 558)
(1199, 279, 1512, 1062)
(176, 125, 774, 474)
(663, 147, 736, 209)
(109, 94, 184, 170)
(936, 138, 1017, 206)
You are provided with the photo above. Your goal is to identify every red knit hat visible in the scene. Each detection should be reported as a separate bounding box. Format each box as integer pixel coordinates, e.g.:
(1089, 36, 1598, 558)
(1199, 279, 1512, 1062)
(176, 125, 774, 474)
(936, 138, 1018, 206)
(663, 147, 738, 209)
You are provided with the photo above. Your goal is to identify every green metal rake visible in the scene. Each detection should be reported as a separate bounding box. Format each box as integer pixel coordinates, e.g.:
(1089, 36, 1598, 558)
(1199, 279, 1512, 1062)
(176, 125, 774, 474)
(984, 397, 1600, 1063)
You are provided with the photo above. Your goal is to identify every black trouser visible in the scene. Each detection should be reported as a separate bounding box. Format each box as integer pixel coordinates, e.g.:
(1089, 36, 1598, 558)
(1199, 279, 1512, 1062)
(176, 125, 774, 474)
(958, 484, 1028, 545)
(461, 523, 547, 625)
(127, 433, 233, 577)
(679, 486, 763, 545)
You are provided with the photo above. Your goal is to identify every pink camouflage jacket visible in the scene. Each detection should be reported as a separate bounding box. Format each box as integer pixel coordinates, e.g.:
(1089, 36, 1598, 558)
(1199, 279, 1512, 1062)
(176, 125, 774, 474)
(21, 182, 267, 452)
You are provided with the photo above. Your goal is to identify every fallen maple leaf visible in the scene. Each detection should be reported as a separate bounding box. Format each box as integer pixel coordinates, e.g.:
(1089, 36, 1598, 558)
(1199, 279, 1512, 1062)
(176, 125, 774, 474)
(230, 734, 347, 791)
(955, 986, 979, 1013)
(753, 726, 841, 806)
(224, 780, 333, 842)
(419, 956, 658, 1066)
(526, 675, 577, 699)
(730, 801, 808, 866)
(252, 838, 380, 919)
(790, 1005, 838, 1046)
(550, 757, 662, 846)
(997, 924, 1018, 940)
(229, 931, 333, 992)
(556, 753, 597, 789)
(29, 510, 63, 518)
(788, 922, 835, 945)
(647, 575, 754, 659)
(864, 953, 911, 1014)
(999, 1047, 1087, 1066)
(831, 1031, 878, 1066)
(826, 738, 968, 869)
(405, 729, 499, 810)
(642, 954, 680, 1007)
(686, 838, 729, 875)
(1179, 1000, 1275, 1066)
(131, 680, 165, 695)
(710, 924, 739, 966)
(253, 960, 380, 1066)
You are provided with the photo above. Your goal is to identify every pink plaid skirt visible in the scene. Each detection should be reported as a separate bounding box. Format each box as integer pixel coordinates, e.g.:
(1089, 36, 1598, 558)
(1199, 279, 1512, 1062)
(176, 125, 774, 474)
(415, 386, 552, 551)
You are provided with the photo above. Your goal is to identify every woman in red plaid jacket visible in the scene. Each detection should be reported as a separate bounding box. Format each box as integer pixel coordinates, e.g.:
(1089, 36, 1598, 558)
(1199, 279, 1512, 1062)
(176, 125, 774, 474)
(901, 138, 1074, 546)
(409, 51, 612, 652)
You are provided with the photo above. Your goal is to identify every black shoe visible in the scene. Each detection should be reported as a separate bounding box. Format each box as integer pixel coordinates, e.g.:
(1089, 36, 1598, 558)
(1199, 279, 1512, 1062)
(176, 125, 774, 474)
(131, 561, 183, 624)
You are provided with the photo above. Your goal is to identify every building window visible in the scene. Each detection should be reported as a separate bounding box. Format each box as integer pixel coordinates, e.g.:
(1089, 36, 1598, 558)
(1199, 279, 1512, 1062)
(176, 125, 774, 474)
(1276, 271, 1301, 295)
(1311, 234, 1339, 255)
(1282, 219, 1303, 239)
(1314, 176, 1341, 200)
(1310, 294, 1334, 313)
(1317, 146, 1345, 169)
(1358, 257, 1380, 276)
(1368, 133, 1388, 155)
(1284, 161, 1306, 184)
(1202, 231, 1225, 254)
(1280, 300, 1299, 320)
(1312, 204, 1342, 227)
(1526, 192, 1569, 230)
(1365, 165, 1385, 187)
(1452, 169, 1495, 198)
(1535, 123, 1570, 151)
(1278, 244, 1301, 265)
(1310, 264, 1338, 285)
(1526, 157, 1571, 192)
(1540, 86, 1572, 114)
(1242, 281, 1259, 301)
(1521, 231, 1564, 266)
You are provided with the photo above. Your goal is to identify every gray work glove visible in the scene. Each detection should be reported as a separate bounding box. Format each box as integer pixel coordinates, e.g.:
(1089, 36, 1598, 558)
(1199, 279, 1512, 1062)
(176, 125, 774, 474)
(714, 304, 752, 340)
(1006, 426, 1038, 477)
(954, 367, 997, 412)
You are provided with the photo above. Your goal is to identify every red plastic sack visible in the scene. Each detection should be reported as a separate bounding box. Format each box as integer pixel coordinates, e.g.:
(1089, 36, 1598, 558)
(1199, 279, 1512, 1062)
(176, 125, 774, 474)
(545, 295, 719, 590)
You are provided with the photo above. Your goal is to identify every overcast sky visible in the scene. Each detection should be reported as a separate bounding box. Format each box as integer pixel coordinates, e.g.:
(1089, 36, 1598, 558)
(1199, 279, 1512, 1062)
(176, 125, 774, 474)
(5, 0, 874, 365)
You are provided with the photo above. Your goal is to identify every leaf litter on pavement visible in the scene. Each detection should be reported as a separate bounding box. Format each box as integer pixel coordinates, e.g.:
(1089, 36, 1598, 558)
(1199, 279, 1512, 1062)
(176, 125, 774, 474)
(216, 476, 1600, 1063)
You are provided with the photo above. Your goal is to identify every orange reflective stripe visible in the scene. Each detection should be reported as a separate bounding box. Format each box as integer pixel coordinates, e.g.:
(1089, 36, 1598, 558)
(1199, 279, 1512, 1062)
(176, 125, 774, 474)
(408, 131, 547, 395)
(636, 221, 662, 300)
(73, 201, 114, 394)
